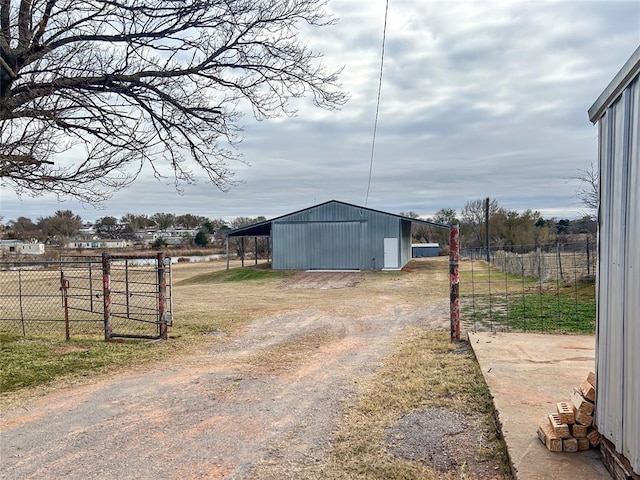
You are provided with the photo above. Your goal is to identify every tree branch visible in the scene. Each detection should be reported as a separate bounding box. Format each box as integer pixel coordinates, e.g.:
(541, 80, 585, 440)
(0, 0, 346, 203)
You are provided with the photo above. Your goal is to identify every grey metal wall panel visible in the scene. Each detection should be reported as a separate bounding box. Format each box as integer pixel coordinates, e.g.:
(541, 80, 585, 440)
(400, 220, 412, 266)
(308, 222, 361, 269)
(622, 77, 639, 471)
(273, 201, 405, 270)
(596, 73, 640, 474)
(272, 223, 308, 270)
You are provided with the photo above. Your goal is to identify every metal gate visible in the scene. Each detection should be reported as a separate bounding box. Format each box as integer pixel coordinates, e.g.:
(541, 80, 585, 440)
(0, 253, 172, 340)
(66, 253, 172, 340)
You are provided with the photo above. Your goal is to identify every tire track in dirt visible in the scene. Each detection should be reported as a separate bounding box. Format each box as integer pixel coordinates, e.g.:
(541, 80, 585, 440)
(1, 292, 448, 479)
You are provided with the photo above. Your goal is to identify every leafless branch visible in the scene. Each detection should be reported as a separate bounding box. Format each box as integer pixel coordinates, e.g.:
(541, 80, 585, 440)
(0, 0, 347, 203)
(572, 162, 599, 220)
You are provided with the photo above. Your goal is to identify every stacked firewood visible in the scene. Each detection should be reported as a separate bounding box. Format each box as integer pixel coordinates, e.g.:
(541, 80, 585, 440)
(537, 372, 601, 452)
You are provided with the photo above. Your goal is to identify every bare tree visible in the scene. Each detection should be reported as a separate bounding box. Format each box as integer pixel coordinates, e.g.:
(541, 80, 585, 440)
(120, 213, 153, 231)
(461, 198, 499, 247)
(574, 162, 599, 220)
(1, 0, 346, 202)
(150, 213, 175, 231)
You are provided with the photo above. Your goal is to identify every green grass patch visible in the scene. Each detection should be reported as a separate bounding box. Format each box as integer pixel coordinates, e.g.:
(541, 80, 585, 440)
(463, 284, 596, 333)
(175, 263, 291, 285)
(0, 334, 167, 394)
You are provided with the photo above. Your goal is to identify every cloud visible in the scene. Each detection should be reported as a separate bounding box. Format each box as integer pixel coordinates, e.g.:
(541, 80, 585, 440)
(1, 0, 639, 224)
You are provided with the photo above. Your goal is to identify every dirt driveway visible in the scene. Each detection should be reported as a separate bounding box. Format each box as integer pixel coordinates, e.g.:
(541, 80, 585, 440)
(1, 261, 453, 479)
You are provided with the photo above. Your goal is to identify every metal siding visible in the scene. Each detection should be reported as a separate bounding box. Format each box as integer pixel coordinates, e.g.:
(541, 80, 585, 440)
(413, 246, 440, 258)
(400, 220, 412, 267)
(365, 211, 401, 270)
(598, 94, 624, 445)
(309, 222, 360, 269)
(271, 223, 308, 270)
(272, 202, 403, 270)
(622, 77, 639, 471)
(596, 74, 640, 474)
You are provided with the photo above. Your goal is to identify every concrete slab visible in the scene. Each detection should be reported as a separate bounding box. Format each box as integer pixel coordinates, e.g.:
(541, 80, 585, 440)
(468, 331, 610, 480)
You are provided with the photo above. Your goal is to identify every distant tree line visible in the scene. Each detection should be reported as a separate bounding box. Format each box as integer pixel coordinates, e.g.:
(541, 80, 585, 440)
(0, 211, 245, 248)
(1, 201, 597, 252)
(403, 199, 596, 249)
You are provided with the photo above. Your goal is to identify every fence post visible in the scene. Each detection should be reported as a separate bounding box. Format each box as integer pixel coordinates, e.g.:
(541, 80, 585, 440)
(226, 236, 230, 270)
(157, 252, 167, 340)
(60, 274, 70, 341)
(102, 253, 112, 341)
(18, 270, 25, 336)
(89, 261, 94, 312)
(125, 259, 130, 318)
(556, 240, 564, 280)
(449, 225, 460, 342)
(586, 238, 591, 277)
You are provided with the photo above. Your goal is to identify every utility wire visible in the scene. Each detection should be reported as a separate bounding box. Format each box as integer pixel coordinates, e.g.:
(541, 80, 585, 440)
(365, 0, 389, 206)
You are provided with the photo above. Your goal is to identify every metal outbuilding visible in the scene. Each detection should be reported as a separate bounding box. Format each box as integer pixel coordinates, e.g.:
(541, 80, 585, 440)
(588, 45, 640, 478)
(226, 200, 448, 270)
(411, 243, 440, 258)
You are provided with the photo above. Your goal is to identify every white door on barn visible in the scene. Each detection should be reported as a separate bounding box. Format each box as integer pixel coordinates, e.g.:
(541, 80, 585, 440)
(383, 237, 399, 269)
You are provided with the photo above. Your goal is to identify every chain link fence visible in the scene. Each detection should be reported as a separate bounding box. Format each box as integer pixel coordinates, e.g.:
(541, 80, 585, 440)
(0, 254, 172, 340)
(461, 239, 596, 334)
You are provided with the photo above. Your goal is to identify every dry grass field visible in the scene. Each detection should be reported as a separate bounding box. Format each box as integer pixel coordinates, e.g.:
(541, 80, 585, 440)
(1, 257, 510, 479)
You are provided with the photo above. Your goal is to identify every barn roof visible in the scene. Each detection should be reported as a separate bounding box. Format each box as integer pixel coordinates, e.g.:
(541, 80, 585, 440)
(226, 200, 450, 237)
(589, 45, 640, 123)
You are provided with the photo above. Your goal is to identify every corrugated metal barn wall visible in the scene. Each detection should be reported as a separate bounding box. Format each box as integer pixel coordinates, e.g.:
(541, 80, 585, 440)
(400, 220, 412, 267)
(271, 202, 404, 270)
(594, 62, 639, 473)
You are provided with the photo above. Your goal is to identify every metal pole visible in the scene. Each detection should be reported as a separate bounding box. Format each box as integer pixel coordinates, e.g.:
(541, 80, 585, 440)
(504, 255, 509, 332)
(557, 239, 564, 280)
(157, 252, 167, 340)
(18, 270, 25, 336)
(449, 225, 460, 342)
(586, 237, 591, 277)
(241, 237, 245, 267)
(125, 259, 130, 318)
(226, 236, 230, 270)
(89, 261, 94, 312)
(168, 259, 173, 325)
(485, 197, 490, 263)
(254, 237, 258, 265)
(60, 276, 70, 341)
(102, 253, 112, 341)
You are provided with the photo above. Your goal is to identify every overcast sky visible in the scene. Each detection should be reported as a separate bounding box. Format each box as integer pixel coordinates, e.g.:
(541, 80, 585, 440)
(1, 0, 639, 224)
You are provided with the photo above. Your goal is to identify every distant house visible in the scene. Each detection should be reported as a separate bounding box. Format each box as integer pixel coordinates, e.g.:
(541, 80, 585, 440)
(134, 228, 198, 246)
(67, 239, 129, 249)
(0, 239, 45, 255)
(226, 200, 449, 270)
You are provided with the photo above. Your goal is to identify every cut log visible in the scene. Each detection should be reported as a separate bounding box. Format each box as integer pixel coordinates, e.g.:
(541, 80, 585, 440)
(587, 371, 596, 388)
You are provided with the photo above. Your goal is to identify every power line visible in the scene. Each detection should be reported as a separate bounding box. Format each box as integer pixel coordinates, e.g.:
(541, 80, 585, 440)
(365, 0, 389, 206)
